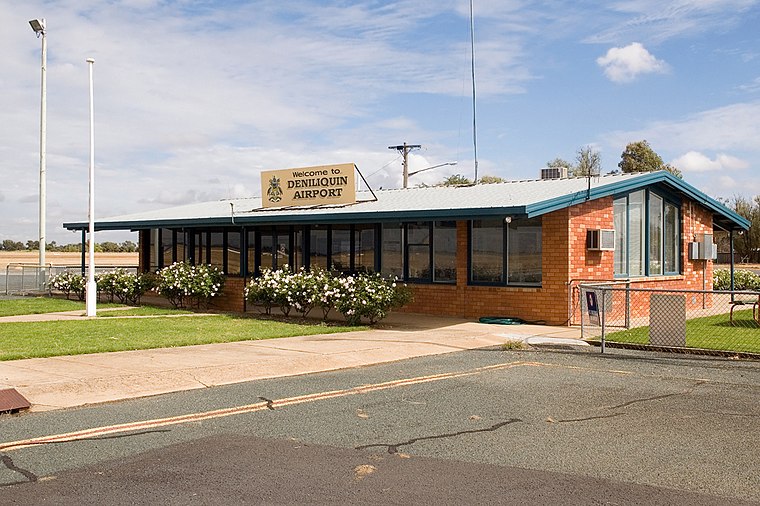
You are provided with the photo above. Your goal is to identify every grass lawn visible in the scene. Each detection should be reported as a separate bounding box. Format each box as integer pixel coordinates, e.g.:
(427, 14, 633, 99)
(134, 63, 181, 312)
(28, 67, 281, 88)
(606, 309, 760, 354)
(97, 306, 193, 317)
(0, 316, 364, 361)
(0, 299, 366, 361)
(0, 297, 124, 317)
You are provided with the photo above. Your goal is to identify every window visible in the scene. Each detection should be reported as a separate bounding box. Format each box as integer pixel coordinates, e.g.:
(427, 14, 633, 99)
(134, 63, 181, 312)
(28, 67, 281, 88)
(614, 190, 680, 277)
(355, 224, 376, 273)
(664, 202, 679, 274)
(406, 222, 431, 281)
(649, 194, 663, 275)
(433, 221, 457, 282)
(209, 232, 224, 270)
(470, 219, 504, 284)
(507, 217, 542, 285)
(161, 229, 173, 268)
(381, 223, 403, 278)
(246, 229, 256, 276)
(613, 199, 627, 275)
(331, 225, 352, 273)
(310, 226, 328, 270)
(629, 191, 645, 277)
(227, 230, 241, 276)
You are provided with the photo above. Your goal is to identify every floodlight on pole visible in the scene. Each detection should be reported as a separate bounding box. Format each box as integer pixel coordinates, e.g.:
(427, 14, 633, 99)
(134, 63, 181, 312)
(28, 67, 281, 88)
(29, 18, 47, 289)
(85, 58, 97, 317)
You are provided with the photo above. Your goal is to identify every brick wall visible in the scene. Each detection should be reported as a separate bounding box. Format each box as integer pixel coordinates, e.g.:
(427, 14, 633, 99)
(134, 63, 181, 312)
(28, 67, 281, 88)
(209, 276, 247, 312)
(136, 195, 718, 325)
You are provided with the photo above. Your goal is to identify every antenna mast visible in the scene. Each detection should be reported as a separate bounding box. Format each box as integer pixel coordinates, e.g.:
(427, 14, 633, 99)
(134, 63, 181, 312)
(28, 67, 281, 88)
(469, 0, 478, 184)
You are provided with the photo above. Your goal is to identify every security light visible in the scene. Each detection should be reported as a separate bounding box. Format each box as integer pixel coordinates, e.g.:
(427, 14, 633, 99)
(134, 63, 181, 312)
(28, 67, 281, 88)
(29, 18, 45, 35)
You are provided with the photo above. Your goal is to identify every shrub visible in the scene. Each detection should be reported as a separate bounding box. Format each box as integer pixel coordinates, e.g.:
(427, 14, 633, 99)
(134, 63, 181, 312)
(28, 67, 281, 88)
(48, 272, 86, 300)
(109, 269, 155, 305)
(714, 269, 760, 291)
(156, 262, 225, 309)
(245, 268, 413, 325)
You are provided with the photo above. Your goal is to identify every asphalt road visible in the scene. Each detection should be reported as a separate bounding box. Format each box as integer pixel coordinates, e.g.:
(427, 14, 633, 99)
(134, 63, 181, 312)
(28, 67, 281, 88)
(2, 346, 760, 505)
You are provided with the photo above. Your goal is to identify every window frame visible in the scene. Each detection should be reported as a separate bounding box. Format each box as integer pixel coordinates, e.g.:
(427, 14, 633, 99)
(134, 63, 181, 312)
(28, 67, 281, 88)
(614, 189, 681, 278)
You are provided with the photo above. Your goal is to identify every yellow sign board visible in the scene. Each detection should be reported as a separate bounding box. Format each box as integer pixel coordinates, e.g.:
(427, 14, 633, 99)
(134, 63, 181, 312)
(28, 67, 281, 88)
(261, 163, 356, 208)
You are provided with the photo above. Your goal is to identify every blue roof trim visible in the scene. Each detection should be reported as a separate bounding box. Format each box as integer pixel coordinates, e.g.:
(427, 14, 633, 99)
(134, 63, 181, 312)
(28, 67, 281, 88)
(525, 171, 750, 230)
(63, 206, 528, 231)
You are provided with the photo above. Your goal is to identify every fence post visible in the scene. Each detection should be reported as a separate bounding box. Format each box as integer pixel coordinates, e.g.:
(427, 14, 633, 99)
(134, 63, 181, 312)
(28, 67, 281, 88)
(600, 287, 606, 354)
(579, 285, 585, 339)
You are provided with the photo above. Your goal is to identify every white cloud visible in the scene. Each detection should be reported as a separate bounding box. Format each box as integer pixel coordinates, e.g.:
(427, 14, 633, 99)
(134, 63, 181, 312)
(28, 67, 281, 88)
(607, 100, 760, 152)
(596, 42, 668, 82)
(671, 151, 750, 172)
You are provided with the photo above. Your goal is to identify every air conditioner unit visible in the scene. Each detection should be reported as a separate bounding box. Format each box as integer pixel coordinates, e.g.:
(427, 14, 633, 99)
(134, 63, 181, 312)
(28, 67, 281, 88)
(587, 229, 615, 251)
(540, 167, 568, 180)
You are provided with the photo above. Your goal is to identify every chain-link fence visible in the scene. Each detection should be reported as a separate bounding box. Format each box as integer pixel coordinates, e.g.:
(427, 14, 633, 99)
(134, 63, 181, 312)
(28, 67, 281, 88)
(3, 264, 138, 295)
(579, 283, 760, 357)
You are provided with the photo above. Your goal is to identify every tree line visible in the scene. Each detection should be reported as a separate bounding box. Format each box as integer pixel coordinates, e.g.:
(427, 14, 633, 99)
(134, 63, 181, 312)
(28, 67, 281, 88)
(0, 240, 138, 253)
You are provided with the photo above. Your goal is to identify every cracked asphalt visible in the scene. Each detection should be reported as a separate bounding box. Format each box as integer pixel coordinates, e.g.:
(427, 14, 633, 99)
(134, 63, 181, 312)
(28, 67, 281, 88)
(1, 346, 760, 504)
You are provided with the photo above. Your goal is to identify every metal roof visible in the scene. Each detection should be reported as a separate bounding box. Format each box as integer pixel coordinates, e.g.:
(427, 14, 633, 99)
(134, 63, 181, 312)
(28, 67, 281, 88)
(63, 171, 750, 232)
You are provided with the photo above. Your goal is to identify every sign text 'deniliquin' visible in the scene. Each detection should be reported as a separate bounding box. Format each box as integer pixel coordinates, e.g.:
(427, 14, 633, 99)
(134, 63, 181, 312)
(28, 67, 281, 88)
(261, 163, 356, 208)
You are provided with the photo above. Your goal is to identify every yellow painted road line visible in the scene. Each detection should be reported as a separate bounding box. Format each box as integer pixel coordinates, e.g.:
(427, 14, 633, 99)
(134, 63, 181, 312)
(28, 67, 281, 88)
(0, 361, 542, 453)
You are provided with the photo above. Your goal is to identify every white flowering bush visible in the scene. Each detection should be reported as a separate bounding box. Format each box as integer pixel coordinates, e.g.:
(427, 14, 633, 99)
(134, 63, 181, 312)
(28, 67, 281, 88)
(48, 271, 86, 300)
(97, 269, 156, 305)
(156, 261, 225, 309)
(714, 268, 760, 291)
(245, 267, 413, 325)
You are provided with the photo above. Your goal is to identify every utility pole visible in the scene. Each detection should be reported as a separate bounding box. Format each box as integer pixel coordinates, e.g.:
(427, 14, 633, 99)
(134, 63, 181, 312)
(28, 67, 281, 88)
(388, 142, 421, 189)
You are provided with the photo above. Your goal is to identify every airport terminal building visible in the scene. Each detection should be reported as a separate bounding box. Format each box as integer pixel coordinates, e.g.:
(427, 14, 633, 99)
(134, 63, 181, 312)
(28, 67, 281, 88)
(64, 167, 750, 325)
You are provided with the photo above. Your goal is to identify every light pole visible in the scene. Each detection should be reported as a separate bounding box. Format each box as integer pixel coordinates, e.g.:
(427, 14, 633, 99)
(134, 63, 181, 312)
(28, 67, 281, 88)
(29, 18, 47, 289)
(86, 58, 96, 317)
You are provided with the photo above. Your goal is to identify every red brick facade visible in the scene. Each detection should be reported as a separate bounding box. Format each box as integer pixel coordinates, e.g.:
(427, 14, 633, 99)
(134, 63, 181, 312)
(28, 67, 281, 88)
(400, 196, 715, 326)
(145, 195, 718, 326)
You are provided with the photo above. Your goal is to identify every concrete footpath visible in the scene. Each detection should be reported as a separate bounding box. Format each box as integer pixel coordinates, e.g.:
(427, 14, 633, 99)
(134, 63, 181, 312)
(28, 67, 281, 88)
(0, 312, 583, 412)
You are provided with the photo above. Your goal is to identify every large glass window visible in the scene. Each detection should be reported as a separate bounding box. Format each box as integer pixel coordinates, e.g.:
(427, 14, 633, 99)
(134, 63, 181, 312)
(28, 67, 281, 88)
(209, 232, 224, 270)
(614, 191, 680, 277)
(309, 226, 328, 270)
(381, 223, 403, 278)
(433, 221, 457, 282)
(355, 224, 376, 273)
(227, 230, 241, 276)
(470, 219, 504, 284)
(161, 229, 173, 268)
(649, 194, 663, 275)
(331, 225, 352, 273)
(406, 222, 431, 281)
(664, 202, 679, 274)
(614, 199, 627, 275)
(194, 231, 207, 265)
(176, 230, 188, 263)
(507, 217, 542, 285)
(629, 191, 645, 277)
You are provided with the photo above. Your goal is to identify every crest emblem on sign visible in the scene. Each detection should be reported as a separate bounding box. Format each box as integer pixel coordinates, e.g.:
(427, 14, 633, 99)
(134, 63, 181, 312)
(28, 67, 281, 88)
(267, 176, 283, 203)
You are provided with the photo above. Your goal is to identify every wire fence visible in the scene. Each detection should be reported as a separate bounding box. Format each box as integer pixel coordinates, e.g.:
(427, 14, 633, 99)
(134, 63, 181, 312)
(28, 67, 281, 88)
(3, 264, 138, 295)
(579, 283, 760, 357)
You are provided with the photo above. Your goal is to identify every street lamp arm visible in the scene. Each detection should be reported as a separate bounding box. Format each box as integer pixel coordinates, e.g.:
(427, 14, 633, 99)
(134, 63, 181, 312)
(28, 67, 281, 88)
(408, 162, 457, 177)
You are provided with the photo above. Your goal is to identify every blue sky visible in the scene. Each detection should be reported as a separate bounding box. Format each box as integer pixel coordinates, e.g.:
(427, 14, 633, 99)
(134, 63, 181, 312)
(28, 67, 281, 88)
(1, 0, 759, 243)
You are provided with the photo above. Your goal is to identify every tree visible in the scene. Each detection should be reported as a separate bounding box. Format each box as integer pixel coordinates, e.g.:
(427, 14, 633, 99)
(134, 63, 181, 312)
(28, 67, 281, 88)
(440, 174, 473, 186)
(619, 140, 682, 178)
(478, 175, 505, 184)
(726, 195, 760, 263)
(546, 157, 573, 174)
(571, 146, 602, 177)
